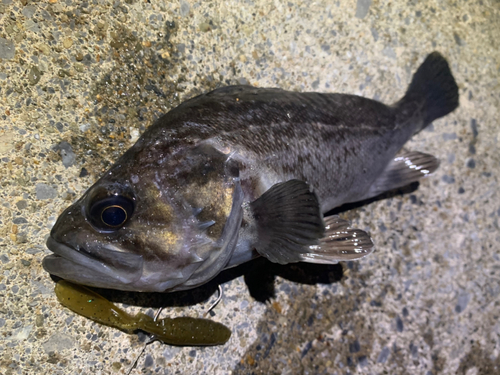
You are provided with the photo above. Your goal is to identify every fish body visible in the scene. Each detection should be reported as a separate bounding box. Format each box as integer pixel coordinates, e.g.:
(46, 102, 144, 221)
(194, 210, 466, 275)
(44, 52, 459, 292)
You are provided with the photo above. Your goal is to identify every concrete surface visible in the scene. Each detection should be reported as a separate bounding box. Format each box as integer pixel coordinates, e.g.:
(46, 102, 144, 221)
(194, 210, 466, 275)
(0, 0, 499, 374)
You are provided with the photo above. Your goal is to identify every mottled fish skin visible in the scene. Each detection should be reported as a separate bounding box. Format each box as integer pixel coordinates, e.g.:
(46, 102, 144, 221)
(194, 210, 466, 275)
(141, 87, 416, 211)
(43, 52, 459, 292)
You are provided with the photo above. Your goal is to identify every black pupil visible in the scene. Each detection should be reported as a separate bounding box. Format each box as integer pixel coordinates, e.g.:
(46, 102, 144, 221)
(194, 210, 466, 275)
(101, 205, 127, 227)
(89, 194, 133, 231)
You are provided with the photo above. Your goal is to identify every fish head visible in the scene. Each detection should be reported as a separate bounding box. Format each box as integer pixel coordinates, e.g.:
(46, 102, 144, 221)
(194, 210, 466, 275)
(43, 141, 243, 292)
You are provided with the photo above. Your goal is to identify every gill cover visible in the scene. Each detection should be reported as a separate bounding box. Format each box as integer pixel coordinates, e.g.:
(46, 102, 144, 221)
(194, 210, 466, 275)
(179, 179, 243, 290)
(170, 143, 244, 291)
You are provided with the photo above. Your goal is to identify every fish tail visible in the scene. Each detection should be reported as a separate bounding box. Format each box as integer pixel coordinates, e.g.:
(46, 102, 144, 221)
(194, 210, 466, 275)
(399, 52, 459, 131)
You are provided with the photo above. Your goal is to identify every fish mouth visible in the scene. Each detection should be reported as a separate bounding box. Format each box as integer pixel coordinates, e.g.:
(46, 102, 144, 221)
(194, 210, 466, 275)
(43, 237, 145, 290)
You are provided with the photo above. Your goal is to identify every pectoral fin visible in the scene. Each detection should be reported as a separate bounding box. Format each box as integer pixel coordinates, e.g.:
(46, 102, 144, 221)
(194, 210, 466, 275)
(299, 216, 374, 264)
(249, 180, 375, 265)
(362, 151, 439, 200)
(249, 180, 324, 264)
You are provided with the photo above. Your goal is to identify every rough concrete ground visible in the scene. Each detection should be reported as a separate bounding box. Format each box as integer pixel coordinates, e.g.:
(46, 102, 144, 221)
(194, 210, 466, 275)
(0, 0, 499, 374)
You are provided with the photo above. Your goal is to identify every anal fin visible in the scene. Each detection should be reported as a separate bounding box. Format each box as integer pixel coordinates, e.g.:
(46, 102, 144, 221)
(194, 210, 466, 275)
(363, 151, 440, 200)
(250, 180, 324, 265)
(300, 216, 374, 264)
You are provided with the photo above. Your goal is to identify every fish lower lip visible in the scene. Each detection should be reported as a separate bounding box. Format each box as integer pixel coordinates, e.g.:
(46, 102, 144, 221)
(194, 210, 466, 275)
(44, 237, 144, 288)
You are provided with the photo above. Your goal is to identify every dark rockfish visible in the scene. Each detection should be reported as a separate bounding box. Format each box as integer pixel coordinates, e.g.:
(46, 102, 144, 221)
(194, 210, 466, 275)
(44, 52, 459, 292)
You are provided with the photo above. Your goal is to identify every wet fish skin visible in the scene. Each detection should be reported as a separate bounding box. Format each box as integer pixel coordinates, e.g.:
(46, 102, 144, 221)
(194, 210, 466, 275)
(43, 52, 459, 292)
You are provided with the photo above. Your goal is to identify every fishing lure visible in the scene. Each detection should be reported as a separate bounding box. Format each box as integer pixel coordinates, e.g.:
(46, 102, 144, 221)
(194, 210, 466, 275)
(54, 280, 231, 346)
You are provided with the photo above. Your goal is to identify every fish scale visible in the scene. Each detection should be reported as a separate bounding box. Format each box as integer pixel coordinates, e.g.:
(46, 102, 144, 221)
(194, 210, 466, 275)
(44, 52, 458, 292)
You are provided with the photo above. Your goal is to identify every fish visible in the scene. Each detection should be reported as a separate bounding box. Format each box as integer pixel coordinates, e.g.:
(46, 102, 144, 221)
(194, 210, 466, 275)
(43, 52, 459, 293)
(54, 280, 231, 345)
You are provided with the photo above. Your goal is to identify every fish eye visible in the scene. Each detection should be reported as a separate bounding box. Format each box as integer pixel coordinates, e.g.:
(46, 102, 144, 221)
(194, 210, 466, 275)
(89, 195, 134, 231)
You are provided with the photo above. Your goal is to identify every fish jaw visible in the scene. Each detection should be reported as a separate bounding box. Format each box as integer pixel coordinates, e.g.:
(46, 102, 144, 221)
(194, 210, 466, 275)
(43, 200, 214, 292)
(41, 179, 204, 292)
(43, 230, 210, 292)
(43, 238, 145, 290)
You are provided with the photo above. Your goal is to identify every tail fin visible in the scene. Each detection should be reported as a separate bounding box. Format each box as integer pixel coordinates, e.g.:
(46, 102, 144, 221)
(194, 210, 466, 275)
(401, 52, 459, 129)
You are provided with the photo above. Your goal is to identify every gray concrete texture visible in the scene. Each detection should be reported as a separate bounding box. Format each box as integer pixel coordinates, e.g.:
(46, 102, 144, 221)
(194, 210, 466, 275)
(0, 0, 499, 374)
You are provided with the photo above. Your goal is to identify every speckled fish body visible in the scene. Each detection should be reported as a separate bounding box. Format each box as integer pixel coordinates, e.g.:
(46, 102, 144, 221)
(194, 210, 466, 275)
(43, 52, 459, 292)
